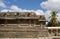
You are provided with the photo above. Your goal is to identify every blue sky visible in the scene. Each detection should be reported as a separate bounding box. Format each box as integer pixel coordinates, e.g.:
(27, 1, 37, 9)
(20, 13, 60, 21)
(0, 0, 47, 11)
(0, 0, 60, 21)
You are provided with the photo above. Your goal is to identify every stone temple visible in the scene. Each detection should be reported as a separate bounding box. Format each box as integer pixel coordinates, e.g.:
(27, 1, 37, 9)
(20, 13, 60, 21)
(0, 12, 50, 39)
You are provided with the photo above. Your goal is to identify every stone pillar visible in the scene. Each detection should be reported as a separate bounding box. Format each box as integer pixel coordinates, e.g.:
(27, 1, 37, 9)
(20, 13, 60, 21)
(29, 19, 31, 27)
(34, 20, 36, 27)
(56, 29, 58, 36)
(37, 22, 49, 37)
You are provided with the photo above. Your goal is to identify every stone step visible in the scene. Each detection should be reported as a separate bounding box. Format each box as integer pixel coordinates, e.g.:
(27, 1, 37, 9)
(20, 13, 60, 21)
(38, 27, 49, 37)
(0, 32, 38, 38)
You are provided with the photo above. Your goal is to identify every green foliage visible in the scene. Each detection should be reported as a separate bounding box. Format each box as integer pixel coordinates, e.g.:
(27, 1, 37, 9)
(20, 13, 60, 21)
(47, 22, 59, 27)
(47, 11, 59, 27)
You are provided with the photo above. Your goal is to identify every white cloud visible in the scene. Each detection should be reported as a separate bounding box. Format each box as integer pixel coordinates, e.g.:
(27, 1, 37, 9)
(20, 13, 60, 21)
(10, 5, 22, 12)
(40, 0, 60, 21)
(1, 4, 60, 22)
(0, 0, 6, 8)
(1, 9, 14, 12)
(10, 5, 35, 12)
(1, 0, 60, 22)
(40, 0, 60, 11)
(45, 11, 51, 21)
(1, 5, 44, 15)
(0, 5, 52, 21)
(57, 13, 60, 21)
(35, 10, 44, 15)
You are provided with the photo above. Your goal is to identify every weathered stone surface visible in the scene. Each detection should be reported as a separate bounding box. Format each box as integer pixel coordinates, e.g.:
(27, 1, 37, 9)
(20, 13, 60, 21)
(0, 12, 49, 38)
(0, 31, 38, 38)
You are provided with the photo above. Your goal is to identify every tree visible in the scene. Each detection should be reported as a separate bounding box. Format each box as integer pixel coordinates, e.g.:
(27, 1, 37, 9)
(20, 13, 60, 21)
(47, 11, 58, 26)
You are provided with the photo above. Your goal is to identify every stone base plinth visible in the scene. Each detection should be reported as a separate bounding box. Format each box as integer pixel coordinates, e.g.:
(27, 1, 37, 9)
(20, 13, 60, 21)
(38, 37, 52, 39)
